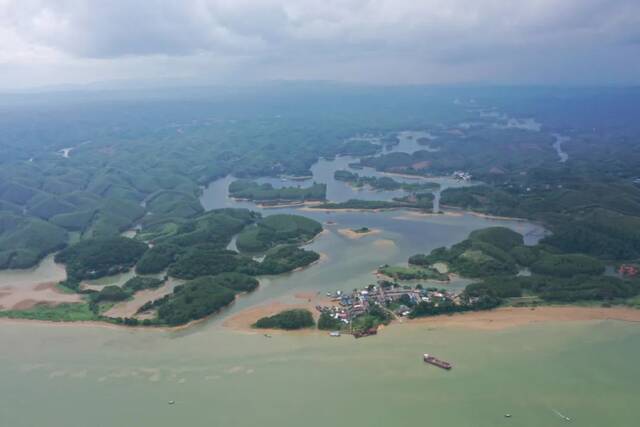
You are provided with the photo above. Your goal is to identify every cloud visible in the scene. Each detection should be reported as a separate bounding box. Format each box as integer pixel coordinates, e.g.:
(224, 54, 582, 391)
(0, 0, 639, 88)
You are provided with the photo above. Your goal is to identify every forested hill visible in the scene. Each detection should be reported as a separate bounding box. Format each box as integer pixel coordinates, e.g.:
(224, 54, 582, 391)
(1, 84, 640, 269)
(0, 84, 474, 269)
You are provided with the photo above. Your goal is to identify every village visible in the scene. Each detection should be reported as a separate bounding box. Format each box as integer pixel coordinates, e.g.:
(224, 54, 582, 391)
(315, 280, 464, 338)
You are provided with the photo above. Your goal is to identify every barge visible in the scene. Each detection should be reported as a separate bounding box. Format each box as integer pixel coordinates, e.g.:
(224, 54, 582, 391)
(423, 353, 452, 370)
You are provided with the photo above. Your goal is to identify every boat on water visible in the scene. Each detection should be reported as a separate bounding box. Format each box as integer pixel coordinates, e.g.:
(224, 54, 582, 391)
(329, 331, 341, 337)
(353, 327, 378, 338)
(423, 353, 452, 370)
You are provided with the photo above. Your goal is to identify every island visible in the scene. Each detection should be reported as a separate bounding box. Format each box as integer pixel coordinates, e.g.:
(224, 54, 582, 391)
(337, 227, 381, 239)
(228, 180, 326, 205)
(310, 198, 432, 211)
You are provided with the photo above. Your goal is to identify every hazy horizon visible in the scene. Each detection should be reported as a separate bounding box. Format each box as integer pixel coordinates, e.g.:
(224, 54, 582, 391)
(1, 0, 639, 90)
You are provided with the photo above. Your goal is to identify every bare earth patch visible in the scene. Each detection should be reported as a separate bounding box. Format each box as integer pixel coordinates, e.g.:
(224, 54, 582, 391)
(11, 299, 43, 310)
(0, 283, 81, 310)
(103, 278, 184, 319)
(34, 282, 58, 291)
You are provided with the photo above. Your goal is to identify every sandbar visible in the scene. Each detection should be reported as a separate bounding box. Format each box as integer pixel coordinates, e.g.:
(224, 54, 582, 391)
(337, 228, 381, 239)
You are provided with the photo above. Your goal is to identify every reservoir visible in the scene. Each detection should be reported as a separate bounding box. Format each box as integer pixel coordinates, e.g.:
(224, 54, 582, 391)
(0, 131, 637, 427)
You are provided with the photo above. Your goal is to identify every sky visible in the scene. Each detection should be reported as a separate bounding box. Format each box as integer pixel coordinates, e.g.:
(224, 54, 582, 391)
(1, 0, 639, 90)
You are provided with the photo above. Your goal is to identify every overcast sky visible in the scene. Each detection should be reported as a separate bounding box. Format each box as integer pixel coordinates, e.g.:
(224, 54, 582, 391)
(1, 0, 639, 90)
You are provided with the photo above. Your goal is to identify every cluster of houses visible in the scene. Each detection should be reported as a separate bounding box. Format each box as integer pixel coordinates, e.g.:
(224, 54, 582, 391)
(619, 264, 639, 277)
(452, 171, 472, 182)
(317, 282, 461, 324)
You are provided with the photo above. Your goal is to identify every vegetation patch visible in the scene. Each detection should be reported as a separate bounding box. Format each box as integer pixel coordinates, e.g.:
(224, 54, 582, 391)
(259, 245, 320, 275)
(229, 180, 326, 202)
(312, 199, 418, 210)
(411, 227, 522, 278)
(0, 213, 68, 269)
(136, 273, 260, 326)
(55, 236, 148, 285)
(143, 276, 237, 326)
(351, 305, 392, 333)
(253, 309, 315, 330)
(235, 214, 322, 253)
(530, 253, 605, 277)
(0, 303, 98, 322)
(317, 311, 343, 330)
(168, 246, 259, 279)
(378, 265, 448, 281)
(334, 170, 439, 192)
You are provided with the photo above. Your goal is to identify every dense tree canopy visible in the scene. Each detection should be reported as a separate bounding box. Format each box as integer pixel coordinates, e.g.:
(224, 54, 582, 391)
(253, 309, 315, 330)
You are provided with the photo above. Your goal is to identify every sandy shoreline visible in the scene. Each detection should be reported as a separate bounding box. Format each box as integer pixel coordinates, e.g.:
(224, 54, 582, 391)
(229, 197, 324, 209)
(380, 171, 431, 180)
(374, 271, 450, 284)
(2, 303, 639, 333)
(393, 210, 463, 220)
(0, 282, 82, 310)
(301, 206, 390, 213)
(404, 306, 640, 330)
(259, 201, 324, 209)
(439, 205, 530, 222)
(223, 303, 640, 334)
(301, 206, 430, 214)
(223, 293, 331, 335)
(337, 228, 382, 239)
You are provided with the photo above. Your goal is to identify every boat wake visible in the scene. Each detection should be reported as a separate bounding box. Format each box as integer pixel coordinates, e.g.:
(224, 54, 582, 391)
(552, 408, 571, 422)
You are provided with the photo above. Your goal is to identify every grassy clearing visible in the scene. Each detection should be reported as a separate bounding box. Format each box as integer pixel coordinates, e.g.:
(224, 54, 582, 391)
(0, 302, 99, 322)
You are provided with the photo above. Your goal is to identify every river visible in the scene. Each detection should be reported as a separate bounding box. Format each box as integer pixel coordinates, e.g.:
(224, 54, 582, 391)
(552, 134, 570, 163)
(1, 314, 638, 427)
(1, 130, 638, 427)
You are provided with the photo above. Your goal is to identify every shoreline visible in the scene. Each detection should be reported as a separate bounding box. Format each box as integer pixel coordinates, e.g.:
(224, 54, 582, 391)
(337, 228, 382, 239)
(301, 206, 431, 214)
(259, 200, 324, 209)
(299, 228, 330, 247)
(380, 171, 430, 180)
(403, 306, 640, 330)
(223, 293, 331, 335)
(2, 302, 639, 333)
(224, 303, 640, 334)
(291, 252, 329, 272)
(229, 196, 324, 209)
(439, 205, 531, 222)
(393, 210, 463, 220)
(374, 271, 451, 284)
